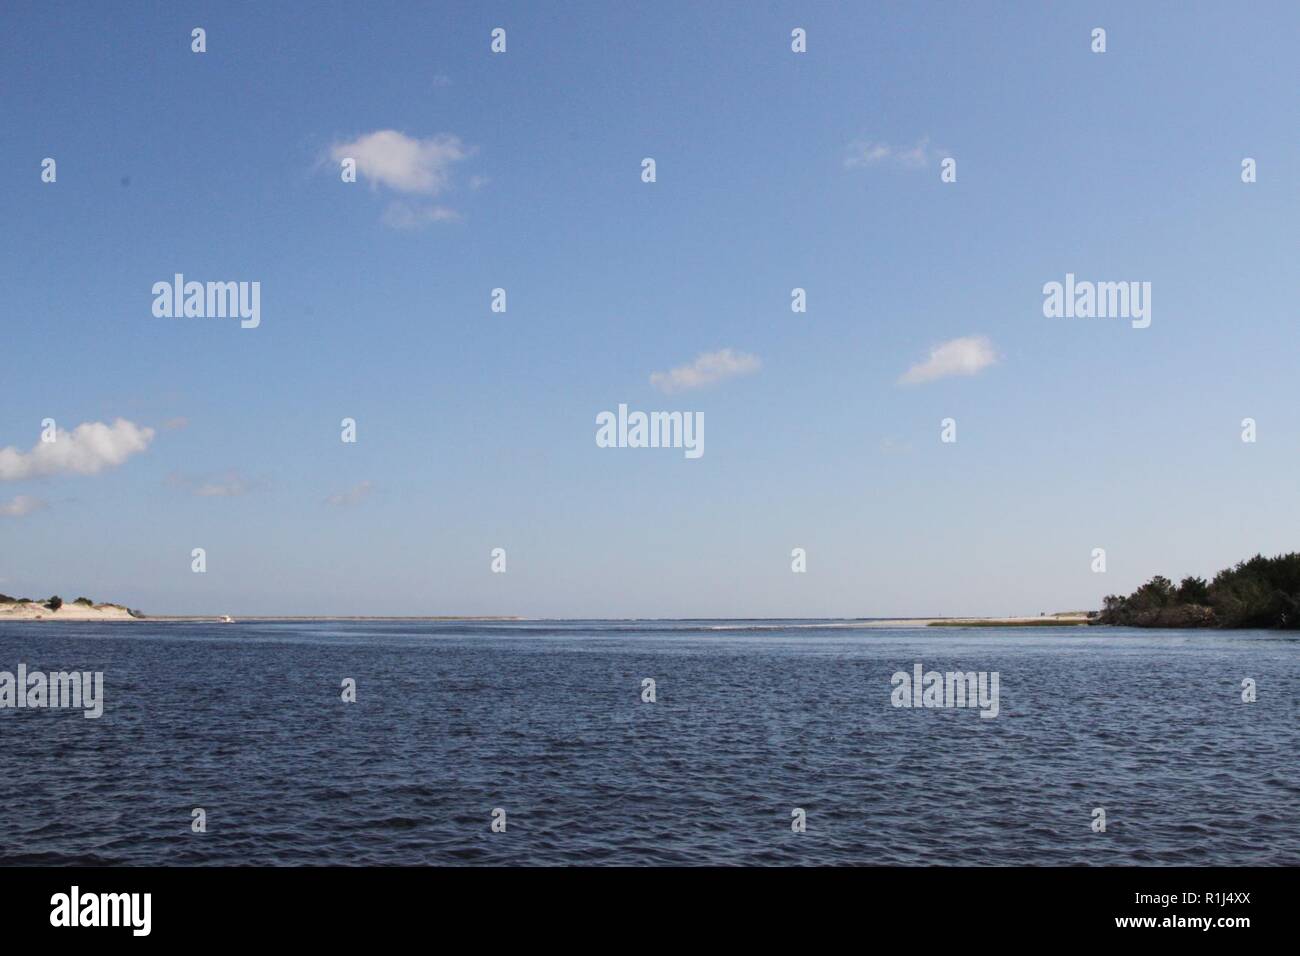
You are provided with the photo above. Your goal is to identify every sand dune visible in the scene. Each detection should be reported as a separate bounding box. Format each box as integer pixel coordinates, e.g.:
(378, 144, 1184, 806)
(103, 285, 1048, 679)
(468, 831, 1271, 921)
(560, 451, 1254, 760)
(0, 601, 138, 621)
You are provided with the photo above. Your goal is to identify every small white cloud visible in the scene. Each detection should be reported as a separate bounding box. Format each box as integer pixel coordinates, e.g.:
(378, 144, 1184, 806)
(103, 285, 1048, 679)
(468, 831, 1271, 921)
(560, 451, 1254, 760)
(330, 130, 471, 195)
(894, 138, 934, 168)
(195, 472, 257, 497)
(845, 136, 939, 170)
(878, 438, 914, 456)
(845, 142, 892, 167)
(899, 336, 998, 385)
(649, 349, 762, 394)
(326, 480, 374, 508)
(168, 470, 259, 497)
(381, 202, 462, 229)
(0, 495, 48, 518)
(0, 419, 154, 481)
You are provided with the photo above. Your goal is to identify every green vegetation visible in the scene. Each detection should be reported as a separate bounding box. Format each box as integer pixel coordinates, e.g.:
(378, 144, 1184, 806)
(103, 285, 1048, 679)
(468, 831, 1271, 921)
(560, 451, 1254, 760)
(1, 593, 143, 617)
(1098, 552, 1300, 629)
(928, 618, 1086, 627)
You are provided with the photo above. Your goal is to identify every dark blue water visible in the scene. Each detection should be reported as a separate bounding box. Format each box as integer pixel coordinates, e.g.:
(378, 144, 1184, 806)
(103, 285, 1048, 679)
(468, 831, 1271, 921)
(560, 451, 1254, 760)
(0, 620, 1295, 865)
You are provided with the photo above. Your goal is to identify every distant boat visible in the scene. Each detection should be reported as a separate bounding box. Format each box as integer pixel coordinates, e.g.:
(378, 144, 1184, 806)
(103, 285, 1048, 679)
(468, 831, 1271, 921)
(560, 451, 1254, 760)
(219, 615, 235, 623)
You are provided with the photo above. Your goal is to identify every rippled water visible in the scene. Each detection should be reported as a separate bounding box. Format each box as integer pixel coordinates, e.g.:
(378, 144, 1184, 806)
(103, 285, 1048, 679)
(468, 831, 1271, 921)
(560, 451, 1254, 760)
(0, 620, 1295, 865)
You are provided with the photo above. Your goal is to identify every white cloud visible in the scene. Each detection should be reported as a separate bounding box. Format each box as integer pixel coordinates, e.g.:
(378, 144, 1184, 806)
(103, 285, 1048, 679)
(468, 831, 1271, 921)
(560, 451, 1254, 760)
(194, 472, 257, 497)
(326, 480, 374, 508)
(0, 495, 48, 517)
(845, 136, 939, 169)
(0, 419, 155, 481)
(649, 349, 762, 394)
(846, 142, 891, 166)
(899, 336, 998, 385)
(381, 202, 462, 229)
(330, 130, 470, 195)
(168, 470, 259, 497)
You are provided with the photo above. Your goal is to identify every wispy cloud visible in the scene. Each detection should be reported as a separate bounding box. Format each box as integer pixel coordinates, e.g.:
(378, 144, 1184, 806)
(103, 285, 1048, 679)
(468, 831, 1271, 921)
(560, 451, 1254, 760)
(326, 480, 374, 508)
(649, 349, 762, 394)
(845, 136, 941, 170)
(381, 202, 462, 229)
(899, 336, 998, 385)
(195, 473, 257, 497)
(0, 419, 154, 481)
(0, 495, 48, 518)
(168, 470, 260, 498)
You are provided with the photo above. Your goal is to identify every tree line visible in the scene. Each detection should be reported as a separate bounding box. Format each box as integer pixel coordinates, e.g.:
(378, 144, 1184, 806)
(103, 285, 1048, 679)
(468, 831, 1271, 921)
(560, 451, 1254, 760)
(1098, 552, 1300, 628)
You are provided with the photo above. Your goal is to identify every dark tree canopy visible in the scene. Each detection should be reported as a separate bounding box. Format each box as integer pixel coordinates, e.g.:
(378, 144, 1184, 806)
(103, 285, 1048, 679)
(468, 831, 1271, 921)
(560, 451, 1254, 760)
(1099, 553, 1300, 629)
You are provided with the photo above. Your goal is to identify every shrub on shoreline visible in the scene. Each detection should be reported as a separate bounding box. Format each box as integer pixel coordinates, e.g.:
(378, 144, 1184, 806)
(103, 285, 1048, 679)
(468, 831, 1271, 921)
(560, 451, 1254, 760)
(1099, 552, 1300, 629)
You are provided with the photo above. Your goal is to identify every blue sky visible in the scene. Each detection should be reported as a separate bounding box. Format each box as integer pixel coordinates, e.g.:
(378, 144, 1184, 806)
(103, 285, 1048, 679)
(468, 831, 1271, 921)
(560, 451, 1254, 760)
(2, 1, 1297, 616)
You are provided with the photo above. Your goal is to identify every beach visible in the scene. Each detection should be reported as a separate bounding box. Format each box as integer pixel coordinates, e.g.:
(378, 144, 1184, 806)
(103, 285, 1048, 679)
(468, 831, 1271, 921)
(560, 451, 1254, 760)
(0, 601, 136, 622)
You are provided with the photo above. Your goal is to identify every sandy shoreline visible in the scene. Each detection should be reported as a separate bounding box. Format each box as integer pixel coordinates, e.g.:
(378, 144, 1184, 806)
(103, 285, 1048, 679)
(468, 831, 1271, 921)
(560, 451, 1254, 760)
(145, 615, 526, 622)
(780, 615, 1091, 628)
(0, 607, 1091, 626)
(0, 602, 137, 621)
(913, 614, 1091, 627)
(0, 607, 527, 623)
